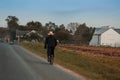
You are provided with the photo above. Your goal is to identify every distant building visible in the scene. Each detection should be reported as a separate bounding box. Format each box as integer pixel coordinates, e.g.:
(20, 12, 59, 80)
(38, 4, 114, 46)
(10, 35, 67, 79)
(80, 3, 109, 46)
(0, 27, 9, 42)
(89, 26, 120, 47)
(16, 29, 43, 42)
(16, 29, 30, 37)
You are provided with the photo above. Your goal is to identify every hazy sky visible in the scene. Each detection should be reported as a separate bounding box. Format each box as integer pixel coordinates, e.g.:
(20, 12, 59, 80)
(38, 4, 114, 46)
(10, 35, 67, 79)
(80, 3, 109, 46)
(0, 0, 120, 28)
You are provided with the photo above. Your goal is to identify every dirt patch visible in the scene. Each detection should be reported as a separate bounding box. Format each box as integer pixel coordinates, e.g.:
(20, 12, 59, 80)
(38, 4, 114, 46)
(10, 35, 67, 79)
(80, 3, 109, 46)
(59, 45, 120, 57)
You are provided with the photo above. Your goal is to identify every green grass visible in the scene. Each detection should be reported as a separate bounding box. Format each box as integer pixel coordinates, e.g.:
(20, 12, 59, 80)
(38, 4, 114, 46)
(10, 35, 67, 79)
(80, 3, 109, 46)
(20, 42, 120, 80)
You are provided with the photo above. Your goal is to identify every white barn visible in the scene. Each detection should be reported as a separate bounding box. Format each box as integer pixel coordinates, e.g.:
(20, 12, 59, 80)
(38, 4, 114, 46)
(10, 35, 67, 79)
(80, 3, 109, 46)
(89, 27, 120, 47)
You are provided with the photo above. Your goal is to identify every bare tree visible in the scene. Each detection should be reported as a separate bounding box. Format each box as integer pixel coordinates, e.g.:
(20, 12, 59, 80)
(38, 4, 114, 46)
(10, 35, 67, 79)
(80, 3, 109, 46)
(67, 22, 79, 35)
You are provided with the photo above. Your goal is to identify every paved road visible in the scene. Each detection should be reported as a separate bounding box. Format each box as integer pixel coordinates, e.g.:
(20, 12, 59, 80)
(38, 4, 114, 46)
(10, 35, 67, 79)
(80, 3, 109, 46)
(0, 42, 86, 80)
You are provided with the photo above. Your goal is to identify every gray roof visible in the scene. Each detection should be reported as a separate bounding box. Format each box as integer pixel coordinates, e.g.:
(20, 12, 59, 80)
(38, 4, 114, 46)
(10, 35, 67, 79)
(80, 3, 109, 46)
(94, 27, 120, 35)
(94, 27, 109, 35)
(16, 29, 30, 36)
(114, 29, 120, 34)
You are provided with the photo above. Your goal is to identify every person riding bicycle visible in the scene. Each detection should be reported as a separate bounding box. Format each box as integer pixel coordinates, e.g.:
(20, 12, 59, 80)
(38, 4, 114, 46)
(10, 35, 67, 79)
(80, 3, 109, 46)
(44, 31, 57, 62)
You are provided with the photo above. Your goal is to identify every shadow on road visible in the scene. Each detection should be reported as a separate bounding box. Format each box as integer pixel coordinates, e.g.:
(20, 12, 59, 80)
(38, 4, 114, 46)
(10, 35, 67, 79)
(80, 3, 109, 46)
(25, 59, 50, 65)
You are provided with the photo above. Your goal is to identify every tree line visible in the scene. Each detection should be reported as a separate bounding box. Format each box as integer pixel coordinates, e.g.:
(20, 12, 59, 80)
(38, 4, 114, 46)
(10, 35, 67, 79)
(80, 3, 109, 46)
(4, 15, 95, 45)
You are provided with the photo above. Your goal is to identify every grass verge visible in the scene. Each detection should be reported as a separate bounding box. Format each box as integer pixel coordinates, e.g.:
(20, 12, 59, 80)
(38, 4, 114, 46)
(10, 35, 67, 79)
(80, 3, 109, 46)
(20, 42, 120, 80)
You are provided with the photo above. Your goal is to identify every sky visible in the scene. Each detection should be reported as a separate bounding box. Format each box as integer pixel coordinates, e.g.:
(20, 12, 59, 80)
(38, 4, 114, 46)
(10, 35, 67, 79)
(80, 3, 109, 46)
(0, 0, 120, 28)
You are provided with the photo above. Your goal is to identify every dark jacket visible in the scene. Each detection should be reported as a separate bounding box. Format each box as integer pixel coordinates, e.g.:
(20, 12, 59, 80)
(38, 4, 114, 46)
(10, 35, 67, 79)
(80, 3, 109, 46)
(44, 35, 57, 48)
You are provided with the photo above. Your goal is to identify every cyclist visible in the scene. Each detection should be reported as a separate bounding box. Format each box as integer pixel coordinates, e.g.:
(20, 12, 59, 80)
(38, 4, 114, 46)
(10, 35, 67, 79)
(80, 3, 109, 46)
(44, 31, 57, 63)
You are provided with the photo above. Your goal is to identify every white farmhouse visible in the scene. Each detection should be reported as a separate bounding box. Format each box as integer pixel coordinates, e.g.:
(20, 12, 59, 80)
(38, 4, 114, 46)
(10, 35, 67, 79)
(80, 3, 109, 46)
(89, 27, 120, 47)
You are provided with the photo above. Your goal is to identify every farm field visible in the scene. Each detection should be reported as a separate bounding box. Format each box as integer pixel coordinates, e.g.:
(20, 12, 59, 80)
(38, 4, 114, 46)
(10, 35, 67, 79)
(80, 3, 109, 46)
(21, 42, 120, 80)
(59, 45, 120, 57)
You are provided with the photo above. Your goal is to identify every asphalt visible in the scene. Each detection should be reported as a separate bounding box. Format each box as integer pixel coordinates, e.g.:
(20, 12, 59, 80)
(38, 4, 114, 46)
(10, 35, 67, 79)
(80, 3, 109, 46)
(0, 42, 86, 80)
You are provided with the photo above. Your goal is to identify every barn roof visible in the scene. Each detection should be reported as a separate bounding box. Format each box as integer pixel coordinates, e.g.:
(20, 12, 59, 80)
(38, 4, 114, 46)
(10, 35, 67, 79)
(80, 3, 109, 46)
(94, 27, 109, 35)
(114, 29, 120, 34)
(94, 27, 120, 35)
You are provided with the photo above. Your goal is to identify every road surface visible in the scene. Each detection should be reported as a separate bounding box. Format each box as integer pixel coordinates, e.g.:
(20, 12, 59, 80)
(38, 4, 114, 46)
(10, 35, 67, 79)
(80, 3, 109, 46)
(0, 42, 86, 80)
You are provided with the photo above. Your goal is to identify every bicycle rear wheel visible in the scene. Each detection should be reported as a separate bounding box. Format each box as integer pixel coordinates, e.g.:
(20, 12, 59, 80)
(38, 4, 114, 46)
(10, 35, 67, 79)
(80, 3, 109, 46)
(50, 55, 54, 65)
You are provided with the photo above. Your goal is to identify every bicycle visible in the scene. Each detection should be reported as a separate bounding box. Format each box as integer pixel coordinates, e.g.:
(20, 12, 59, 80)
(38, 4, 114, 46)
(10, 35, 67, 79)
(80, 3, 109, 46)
(48, 55, 54, 65)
